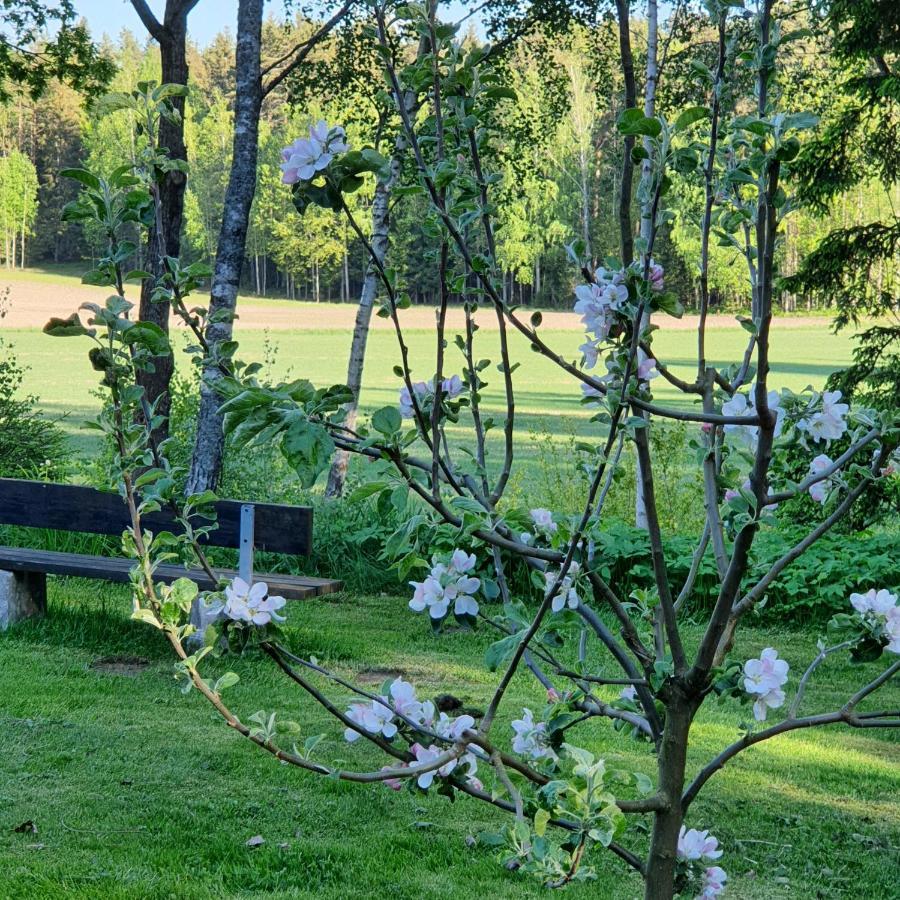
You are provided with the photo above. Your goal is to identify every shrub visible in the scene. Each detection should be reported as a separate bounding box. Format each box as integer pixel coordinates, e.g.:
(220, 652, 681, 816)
(0, 334, 67, 480)
(588, 520, 900, 624)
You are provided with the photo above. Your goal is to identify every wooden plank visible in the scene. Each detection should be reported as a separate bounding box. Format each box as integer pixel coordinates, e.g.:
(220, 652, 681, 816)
(0, 478, 313, 556)
(0, 546, 342, 600)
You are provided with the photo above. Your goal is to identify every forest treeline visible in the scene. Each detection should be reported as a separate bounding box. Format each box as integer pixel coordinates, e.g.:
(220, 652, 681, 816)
(0, 11, 895, 310)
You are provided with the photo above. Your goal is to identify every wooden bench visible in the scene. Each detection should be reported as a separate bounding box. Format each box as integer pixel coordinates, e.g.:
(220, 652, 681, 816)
(0, 478, 342, 629)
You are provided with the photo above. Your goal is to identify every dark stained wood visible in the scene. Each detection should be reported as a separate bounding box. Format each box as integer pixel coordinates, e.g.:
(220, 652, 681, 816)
(0, 479, 313, 556)
(0, 546, 342, 601)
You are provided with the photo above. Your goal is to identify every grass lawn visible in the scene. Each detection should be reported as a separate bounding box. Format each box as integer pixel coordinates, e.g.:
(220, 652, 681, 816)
(1, 582, 898, 899)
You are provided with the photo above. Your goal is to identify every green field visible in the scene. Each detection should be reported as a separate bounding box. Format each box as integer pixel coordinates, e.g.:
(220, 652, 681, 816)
(5, 298, 854, 461)
(1, 584, 898, 900)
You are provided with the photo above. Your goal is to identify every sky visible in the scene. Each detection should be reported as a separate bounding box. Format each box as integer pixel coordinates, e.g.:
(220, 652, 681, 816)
(74, 1, 478, 47)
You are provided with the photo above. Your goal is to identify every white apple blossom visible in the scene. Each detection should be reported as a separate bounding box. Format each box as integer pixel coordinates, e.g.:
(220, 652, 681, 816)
(388, 677, 424, 721)
(619, 684, 637, 701)
(530, 508, 558, 534)
(847, 589, 900, 655)
(885, 607, 900, 654)
(398, 375, 464, 418)
(546, 561, 581, 613)
(511, 707, 557, 761)
(677, 826, 723, 862)
(849, 588, 897, 618)
(808, 453, 834, 504)
(435, 712, 475, 741)
(721, 386, 784, 450)
(410, 742, 480, 790)
(409, 550, 481, 621)
(343, 678, 437, 743)
(344, 698, 397, 743)
(697, 865, 727, 899)
(280, 120, 348, 184)
(581, 381, 604, 406)
(797, 390, 849, 444)
(399, 380, 430, 418)
(580, 339, 601, 369)
(441, 374, 464, 399)
(743, 647, 789, 721)
(648, 261, 664, 292)
(636, 347, 659, 382)
(220, 577, 287, 626)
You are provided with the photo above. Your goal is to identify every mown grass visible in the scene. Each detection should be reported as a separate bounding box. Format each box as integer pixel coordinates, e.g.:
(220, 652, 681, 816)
(1, 582, 898, 899)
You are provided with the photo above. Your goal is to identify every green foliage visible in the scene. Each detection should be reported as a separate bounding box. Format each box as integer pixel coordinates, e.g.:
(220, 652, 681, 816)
(586, 520, 900, 623)
(0, 333, 66, 480)
(786, 0, 900, 410)
(0, 1, 113, 102)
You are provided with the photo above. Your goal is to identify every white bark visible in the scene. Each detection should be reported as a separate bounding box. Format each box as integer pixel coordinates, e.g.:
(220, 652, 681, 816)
(635, 0, 659, 531)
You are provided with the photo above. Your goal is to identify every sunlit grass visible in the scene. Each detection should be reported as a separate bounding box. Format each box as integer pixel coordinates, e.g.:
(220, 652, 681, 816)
(1, 585, 896, 899)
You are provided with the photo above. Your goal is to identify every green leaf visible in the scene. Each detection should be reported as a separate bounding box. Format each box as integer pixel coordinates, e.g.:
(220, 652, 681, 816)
(43, 314, 92, 337)
(348, 481, 388, 502)
(673, 106, 709, 132)
(485, 630, 524, 671)
(371, 405, 402, 436)
(60, 167, 101, 190)
(131, 608, 161, 629)
(533, 808, 550, 837)
(617, 108, 661, 137)
(122, 321, 171, 355)
(281, 418, 334, 488)
(213, 671, 240, 693)
(169, 577, 199, 612)
(781, 112, 818, 131)
(302, 733, 326, 758)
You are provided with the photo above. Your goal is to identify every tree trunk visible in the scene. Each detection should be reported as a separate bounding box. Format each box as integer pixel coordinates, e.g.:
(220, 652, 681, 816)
(614, 0, 636, 267)
(635, 0, 658, 531)
(644, 696, 694, 900)
(133, 0, 193, 444)
(185, 0, 264, 495)
(325, 138, 406, 497)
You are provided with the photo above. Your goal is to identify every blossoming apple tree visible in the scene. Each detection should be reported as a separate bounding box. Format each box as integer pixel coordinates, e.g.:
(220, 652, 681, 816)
(47, 2, 899, 899)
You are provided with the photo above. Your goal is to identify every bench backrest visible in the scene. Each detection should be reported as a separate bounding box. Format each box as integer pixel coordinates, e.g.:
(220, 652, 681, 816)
(0, 478, 312, 556)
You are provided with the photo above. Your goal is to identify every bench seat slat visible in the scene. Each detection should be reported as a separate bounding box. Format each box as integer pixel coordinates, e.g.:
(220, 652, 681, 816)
(0, 546, 342, 601)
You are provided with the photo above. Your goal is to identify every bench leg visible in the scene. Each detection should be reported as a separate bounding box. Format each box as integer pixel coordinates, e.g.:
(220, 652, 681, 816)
(0, 570, 47, 630)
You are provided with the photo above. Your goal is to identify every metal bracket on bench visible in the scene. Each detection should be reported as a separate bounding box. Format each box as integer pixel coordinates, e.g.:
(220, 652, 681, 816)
(239, 504, 255, 586)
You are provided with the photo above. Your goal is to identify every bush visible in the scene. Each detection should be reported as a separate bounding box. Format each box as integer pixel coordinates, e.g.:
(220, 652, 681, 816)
(588, 520, 899, 623)
(0, 335, 67, 480)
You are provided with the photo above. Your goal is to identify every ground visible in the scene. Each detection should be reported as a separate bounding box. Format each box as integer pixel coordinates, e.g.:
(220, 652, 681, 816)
(1, 269, 898, 898)
(1, 583, 898, 900)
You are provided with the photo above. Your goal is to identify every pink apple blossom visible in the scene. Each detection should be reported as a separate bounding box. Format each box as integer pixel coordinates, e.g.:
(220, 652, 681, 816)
(280, 120, 348, 184)
(743, 647, 789, 721)
(677, 826, 723, 861)
(698, 865, 727, 898)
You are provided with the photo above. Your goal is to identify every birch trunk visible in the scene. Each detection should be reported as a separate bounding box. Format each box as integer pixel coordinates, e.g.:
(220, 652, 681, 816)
(324, 125, 410, 497)
(635, 0, 658, 531)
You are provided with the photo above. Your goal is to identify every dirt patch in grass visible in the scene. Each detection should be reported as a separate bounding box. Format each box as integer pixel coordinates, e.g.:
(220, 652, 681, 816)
(2, 273, 833, 333)
(89, 655, 149, 676)
(356, 666, 409, 685)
